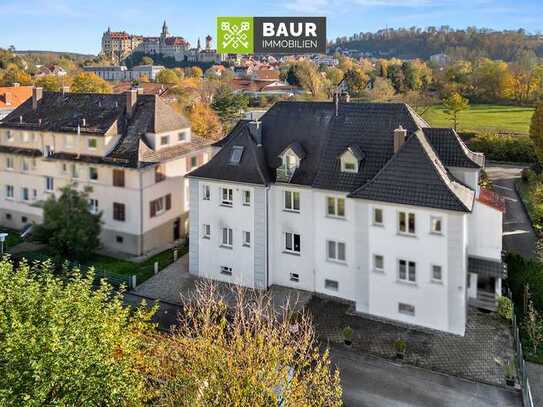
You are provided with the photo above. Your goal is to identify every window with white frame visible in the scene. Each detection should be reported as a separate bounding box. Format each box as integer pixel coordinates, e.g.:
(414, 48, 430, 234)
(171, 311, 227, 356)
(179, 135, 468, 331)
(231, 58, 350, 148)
(290, 273, 300, 282)
(432, 265, 443, 282)
(89, 167, 98, 181)
(243, 190, 251, 206)
(178, 131, 187, 142)
(398, 259, 416, 283)
(202, 185, 210, 200)
(160, 135, 169, 146)
(242, 231, 251, 247)
(373, 207, 383, 225)
(65, 135, 74, 149)
(21, 159, 29, 172)
(284, 190, 300, 212)
(88, 138, 97, 149)
(284, 232, 301, 254)
(6, 157, 13, 170)
(398, 303, 415, 316)
(202, 224, 211, 239)
(325, 279, 339, 291)
(431, 216, 443, 235)
(71, 163, 79, 178)
(373, 254, 384, 272)
(327, 197, 345, 217)
(221, 227, 233, 247)
(21, 187, 29, 201)
(220, 266, 232, 276)
(89, 199, 99, 214)
(5, 185, 14, 199)
(45, 176, 54, 192)
(327, 240, 346, 262)
(398, 211, 416, 235)
(221, 188, 233, 206)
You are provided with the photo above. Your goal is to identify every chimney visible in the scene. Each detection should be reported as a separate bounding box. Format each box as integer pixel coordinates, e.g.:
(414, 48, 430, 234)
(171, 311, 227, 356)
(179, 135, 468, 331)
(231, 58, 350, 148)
(126, 89, 137, 117)
(82, 118, 86, 127)
(393, 125, 407, 153)
(12, 82, 20, 87)
(61, 86, 70, 95)
(248, 120, 262, 146)
(32, 87, 43, 111)
(3, 92, 11, 106)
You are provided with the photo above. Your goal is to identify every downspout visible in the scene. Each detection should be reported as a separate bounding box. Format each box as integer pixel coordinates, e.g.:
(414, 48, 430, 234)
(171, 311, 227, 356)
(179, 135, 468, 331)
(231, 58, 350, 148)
(139, 169, 144, 256)
(265, 184, 270, 289)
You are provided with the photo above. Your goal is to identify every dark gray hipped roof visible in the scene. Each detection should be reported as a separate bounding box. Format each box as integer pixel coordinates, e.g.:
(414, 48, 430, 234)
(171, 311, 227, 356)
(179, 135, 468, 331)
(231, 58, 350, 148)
(423, 128, 484, 169)
(0, 91, 203, 168)
(190, 101, 483, 212)
(350, 131, 474, 212)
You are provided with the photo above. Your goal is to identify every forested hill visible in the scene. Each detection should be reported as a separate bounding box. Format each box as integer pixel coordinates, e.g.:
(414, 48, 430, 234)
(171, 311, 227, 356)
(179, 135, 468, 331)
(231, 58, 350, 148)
(330, 27, 543, 61)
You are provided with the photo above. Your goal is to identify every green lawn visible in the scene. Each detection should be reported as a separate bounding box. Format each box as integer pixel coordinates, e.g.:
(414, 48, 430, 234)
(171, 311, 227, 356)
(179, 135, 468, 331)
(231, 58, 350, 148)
(422, 104, 534, 134)
(12, 244, 188, 286)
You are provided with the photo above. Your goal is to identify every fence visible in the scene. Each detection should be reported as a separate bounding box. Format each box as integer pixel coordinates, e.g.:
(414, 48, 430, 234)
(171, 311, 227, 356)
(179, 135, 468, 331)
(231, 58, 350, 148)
(509, 290, 535, 407)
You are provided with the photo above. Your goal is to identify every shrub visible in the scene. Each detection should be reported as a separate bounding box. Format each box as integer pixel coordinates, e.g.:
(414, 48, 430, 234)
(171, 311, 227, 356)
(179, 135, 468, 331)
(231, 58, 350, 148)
(522, 168, 535, 182)
(497, 296, 513, 320)
(342, 326, 353, 341)
(393, 338, 406, 353)
(468, 132, 536, 163)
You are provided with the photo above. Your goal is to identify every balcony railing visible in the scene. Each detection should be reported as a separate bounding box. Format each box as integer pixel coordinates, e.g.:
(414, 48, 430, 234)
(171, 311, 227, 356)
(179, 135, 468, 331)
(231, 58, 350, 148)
(276, 166, 296, 183)
(469, 291, 497, 311)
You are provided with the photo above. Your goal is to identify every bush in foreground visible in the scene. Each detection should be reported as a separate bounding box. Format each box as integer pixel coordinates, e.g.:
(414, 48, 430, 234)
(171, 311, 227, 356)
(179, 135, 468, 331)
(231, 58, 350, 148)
(147, 282, 343, 406)
(0, 258, 155, 406)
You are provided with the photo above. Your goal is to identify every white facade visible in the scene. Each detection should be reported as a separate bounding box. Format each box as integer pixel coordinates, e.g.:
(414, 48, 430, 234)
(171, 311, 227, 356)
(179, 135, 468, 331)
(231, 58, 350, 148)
(189, 176, 503, 336)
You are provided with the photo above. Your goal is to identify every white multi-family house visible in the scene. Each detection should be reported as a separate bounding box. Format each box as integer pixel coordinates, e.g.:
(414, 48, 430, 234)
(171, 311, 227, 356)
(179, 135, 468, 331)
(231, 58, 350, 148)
(187, 101, 505, 336)
(0, 87, 214, 256)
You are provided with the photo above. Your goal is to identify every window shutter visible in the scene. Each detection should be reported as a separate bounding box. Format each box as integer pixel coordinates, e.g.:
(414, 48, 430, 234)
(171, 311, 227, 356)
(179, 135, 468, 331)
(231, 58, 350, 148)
(150, 201, 156, 218)
(165, 194, 172, 210)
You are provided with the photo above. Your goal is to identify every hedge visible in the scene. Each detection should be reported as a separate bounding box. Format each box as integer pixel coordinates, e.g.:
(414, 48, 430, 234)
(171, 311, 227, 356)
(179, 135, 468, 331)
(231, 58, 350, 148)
(466, 132, 536, 163)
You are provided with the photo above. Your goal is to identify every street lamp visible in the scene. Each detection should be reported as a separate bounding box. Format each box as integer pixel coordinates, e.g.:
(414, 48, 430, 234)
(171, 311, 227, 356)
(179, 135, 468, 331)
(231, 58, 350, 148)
(0, 233, 8, 255)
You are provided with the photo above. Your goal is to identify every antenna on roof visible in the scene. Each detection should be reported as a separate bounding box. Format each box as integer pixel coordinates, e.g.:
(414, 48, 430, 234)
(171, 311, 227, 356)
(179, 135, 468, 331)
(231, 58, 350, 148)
(19, 115, 22, 124)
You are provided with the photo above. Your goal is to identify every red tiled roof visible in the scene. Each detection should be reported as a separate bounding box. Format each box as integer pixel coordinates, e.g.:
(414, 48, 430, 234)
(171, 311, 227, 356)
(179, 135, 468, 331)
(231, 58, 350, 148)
(0, 86, 33, 110)
(165, 37, 188, 46)
(478, 188, 505, 213)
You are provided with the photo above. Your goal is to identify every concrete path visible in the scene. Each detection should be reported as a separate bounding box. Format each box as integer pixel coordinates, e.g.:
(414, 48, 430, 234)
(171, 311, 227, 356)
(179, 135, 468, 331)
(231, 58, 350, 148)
(132, 254, 195, 304)
(528, 362, 543, 407)
(331, 346, 521, 407)
(486, 165, 536, 258)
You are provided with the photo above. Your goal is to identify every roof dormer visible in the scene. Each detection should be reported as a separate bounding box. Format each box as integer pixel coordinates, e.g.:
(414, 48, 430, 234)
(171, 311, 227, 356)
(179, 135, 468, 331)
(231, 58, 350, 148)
(277, 142, 305, 182)
(339, 144, 364, 173)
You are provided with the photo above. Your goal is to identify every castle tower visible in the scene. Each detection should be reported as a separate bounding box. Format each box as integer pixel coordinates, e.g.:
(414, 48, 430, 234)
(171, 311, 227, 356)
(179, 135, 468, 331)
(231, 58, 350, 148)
(197, 38, 201, 50)
(205, 35, 212, 50)
(161, 20, 170, 38)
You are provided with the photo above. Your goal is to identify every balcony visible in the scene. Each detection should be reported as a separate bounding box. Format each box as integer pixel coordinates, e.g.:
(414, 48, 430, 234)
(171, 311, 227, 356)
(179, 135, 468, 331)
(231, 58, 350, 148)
(469, 291, 497, 312)
(276, 166, 297, 183)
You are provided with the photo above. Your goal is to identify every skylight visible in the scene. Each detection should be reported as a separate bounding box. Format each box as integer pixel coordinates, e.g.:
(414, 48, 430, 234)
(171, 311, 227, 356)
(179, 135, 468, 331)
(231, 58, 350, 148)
(229, 146, 244, 165)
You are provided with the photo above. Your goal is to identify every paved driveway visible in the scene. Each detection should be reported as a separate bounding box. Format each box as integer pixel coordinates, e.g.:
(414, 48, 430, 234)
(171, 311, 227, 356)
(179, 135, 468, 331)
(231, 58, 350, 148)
(332, 346, 521, 407)
(486, 165, 536, 258)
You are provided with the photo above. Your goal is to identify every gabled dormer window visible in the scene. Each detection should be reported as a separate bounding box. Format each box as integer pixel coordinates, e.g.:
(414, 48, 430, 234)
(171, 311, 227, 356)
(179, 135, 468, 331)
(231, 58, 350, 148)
(339, 145, 364, 174)
(277, 143, 305, 182)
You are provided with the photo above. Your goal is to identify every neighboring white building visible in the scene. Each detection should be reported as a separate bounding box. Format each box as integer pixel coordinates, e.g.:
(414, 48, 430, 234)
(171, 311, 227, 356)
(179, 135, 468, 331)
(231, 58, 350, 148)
(187, 101, 505, 336)
(0, 87, 214, 256)
(83, 65, 165, 81)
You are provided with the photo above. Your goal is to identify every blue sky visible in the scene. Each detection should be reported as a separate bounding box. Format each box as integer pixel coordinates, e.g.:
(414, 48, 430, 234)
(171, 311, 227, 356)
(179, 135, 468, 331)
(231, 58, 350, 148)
(0, 0, 541, 54)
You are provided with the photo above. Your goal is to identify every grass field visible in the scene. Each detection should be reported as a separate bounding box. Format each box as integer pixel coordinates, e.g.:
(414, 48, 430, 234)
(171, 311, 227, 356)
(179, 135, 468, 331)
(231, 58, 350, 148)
(421, 104, 534, 134)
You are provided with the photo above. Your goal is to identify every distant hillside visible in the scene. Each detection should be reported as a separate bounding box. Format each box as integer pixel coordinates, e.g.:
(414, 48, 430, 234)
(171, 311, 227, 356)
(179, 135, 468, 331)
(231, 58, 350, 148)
(15, 50, 96, 61)
(330, 27, 543, 61)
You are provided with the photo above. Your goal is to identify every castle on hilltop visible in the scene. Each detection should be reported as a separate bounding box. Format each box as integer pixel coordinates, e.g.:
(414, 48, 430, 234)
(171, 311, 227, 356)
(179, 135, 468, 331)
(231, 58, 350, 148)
(101, 21, 223, 64)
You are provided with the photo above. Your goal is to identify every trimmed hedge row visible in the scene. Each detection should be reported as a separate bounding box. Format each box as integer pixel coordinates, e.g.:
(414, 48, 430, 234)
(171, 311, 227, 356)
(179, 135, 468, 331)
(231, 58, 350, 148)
(465, 132, 536, 163)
